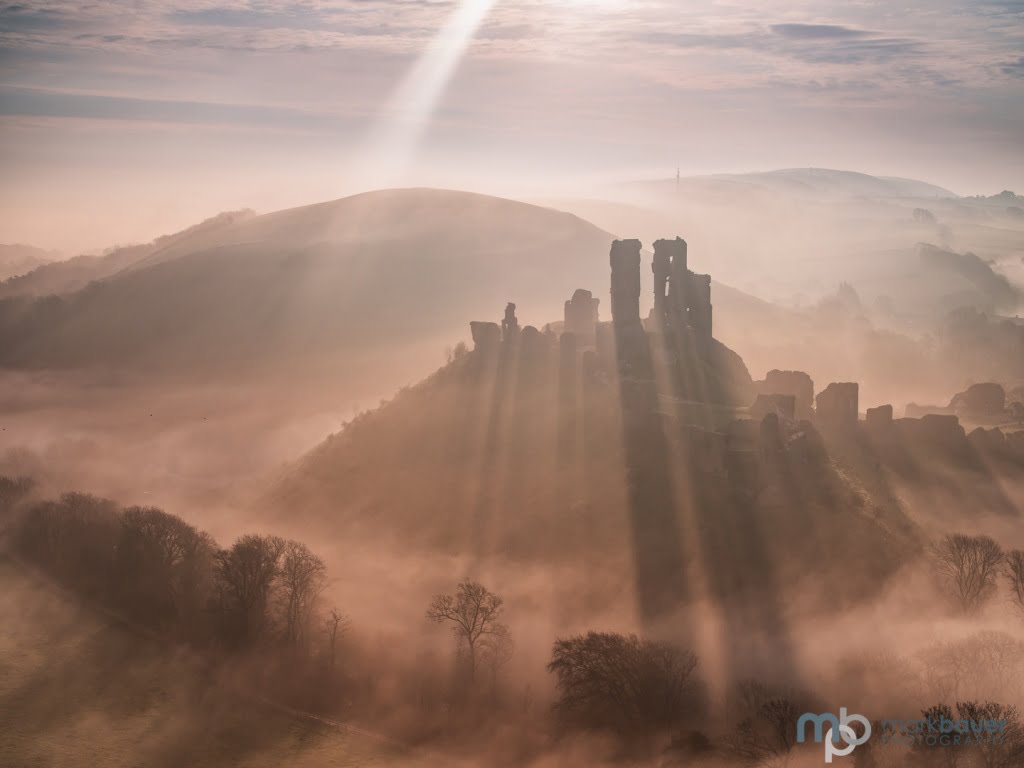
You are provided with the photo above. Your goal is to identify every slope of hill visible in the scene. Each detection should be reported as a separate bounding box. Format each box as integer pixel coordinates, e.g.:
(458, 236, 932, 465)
(707, 168, 957, 200)
(620, 168, 957, 204)
(0, 244, 59, 282)
(0, 210, 255, 299)
(549, 168, 1022, 324)
(261, 345, 923, 621)
(0, 189, 666, 375)
(2, 185, 1007, 408)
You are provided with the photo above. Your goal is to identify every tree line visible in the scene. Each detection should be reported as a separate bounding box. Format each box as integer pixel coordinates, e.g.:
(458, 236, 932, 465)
(2, 476, 1023, 764)
(931, 533, 1024, 616)
(0, 478, 350, 711)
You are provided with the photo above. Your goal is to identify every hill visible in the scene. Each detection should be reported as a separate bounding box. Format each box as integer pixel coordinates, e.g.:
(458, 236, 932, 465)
(261, 323, 923, 621)
(0, 189, 778, 379)
(0, 244, 59, 282)
(704, 168, 957, 200)
(0, 210, 255, 299)
(615, 168, 957, 207)
(258, 231, 1022, 633)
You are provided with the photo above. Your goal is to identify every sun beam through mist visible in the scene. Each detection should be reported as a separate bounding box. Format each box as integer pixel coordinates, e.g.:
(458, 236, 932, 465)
(356, 0, 499, 188)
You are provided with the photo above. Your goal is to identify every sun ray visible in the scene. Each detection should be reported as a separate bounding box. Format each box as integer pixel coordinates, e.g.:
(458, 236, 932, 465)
(358, 0, 499, 188)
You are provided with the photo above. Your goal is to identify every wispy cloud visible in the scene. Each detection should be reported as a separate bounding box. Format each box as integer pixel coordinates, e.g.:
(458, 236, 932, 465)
(0, 84, 356, 132)
(1002, 57, 1024, 77)
(769, 23, 871, 40)
(0, 0, 1021, 234)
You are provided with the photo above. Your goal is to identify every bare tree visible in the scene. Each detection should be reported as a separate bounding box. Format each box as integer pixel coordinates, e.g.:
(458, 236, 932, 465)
(277, 540, 328, 650)
(1005, 550, 1024, 620)
(214, 534, 286, 645)
(324, 607, 351, 674)
(921, 631, 1024, 703)
(117, 506, 215, 634)
(480, 622, 514, 697)
(727, 680, 810, 767)
(426, 580, 508, 682)
(121, 506, 195, 569)
(956, 701, 1024, 768)
(932, 534, 1004, 613)
(481, 623, 514, 670)
(547, 631, 701, 740)
(16, 492, 120, 592)
(0, 475, 33, 516)
(909, 704, 960, 768)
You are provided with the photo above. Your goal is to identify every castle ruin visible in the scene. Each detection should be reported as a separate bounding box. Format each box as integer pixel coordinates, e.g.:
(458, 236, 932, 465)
(466, 237, 1024, 473)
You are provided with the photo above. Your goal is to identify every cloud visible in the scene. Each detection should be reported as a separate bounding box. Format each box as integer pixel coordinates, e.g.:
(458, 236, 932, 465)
(0, 0, 1021, 205)
(770, 23, 872, 40)
(637, 25, 926, 70)
(1002, 57, 1024, 77)
(0, 85, 354, 133)
(476, 21, 536, 41)
(0, 3, 67, 31)
(168, 7, 318, 29)
(636, 31, 765, 51)
(787, 37, 925, 65)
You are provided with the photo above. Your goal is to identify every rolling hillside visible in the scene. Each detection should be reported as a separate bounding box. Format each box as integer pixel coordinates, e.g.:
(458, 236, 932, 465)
(0, 189, 780, 379)
(0, 210, 255, 299)
(0, 244, 59, 282)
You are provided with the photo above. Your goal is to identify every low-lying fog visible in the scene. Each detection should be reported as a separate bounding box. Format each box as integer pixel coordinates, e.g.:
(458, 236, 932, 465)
(1, 171, 1023, 767)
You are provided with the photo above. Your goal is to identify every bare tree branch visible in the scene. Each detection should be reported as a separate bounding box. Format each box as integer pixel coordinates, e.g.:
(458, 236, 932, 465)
(932, 534, 1004, 613)
(426, 580, 507, 682)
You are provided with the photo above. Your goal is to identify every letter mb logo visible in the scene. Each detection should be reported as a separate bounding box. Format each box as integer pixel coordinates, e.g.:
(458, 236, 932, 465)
(797, 708, 872, 763)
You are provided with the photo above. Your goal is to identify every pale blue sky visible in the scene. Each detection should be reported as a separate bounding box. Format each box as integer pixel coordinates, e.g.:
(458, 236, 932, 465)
(1, 0, 1023, 250)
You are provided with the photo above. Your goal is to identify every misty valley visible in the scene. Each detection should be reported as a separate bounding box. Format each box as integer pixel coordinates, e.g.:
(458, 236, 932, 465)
(1, 176, 1023, 768)
(2, 0, 1024, 764)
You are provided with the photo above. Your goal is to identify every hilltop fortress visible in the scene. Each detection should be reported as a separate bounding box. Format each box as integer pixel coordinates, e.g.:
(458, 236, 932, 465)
(467, 237, 1024, 483)
(265, 236, 1024, 622)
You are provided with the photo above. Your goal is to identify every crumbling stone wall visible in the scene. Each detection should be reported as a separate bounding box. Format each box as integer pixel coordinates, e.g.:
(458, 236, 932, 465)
(816, 382, 859, 431)
(755, 370, 815, 418)
(905, 403, 954, 418)
(865, 404, 893, 430)
(610, 239, 648, 378)
(651, 241, 673, 325)
(564, 289, 599, 345)
(650, 237, 713, 353)
(685, 272, 713, 353)
(949, 383, 1006, 419)
(470, 321, 501, 352)
(501, 302, 519, 343)
(610, 239, 643, 330)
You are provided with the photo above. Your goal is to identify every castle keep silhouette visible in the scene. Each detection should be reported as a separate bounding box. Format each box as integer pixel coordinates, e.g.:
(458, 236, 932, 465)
(472, 237, 730, 403)
(467, 237, 1024, 473)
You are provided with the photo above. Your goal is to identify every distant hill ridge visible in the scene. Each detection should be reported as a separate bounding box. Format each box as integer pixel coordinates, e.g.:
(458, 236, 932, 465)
(0, 189, 624, 372)
(639, 168, 959, 200)
(0, 209, 255, 299)
(0, 244, 60, 282)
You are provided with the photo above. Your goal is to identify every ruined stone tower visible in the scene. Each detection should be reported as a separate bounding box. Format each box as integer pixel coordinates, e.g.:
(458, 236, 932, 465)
(563, 288, 600, 345)
(501, 302, 519, 342)
(650, 236, 713, 355)
(610, 239, 643, 330)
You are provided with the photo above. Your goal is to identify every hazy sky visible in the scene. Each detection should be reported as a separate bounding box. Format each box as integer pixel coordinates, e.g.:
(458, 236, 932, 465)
(2, 0, 1023, 251)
